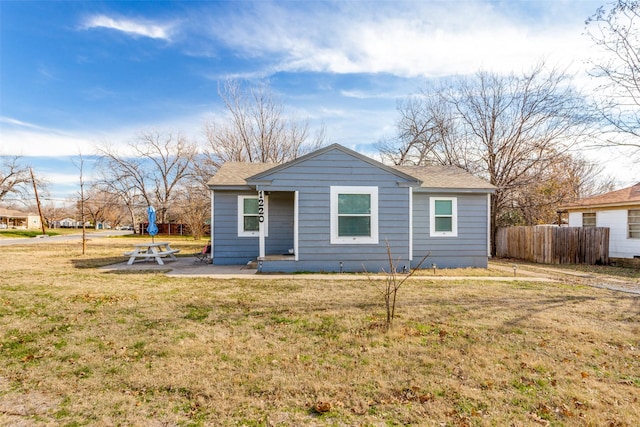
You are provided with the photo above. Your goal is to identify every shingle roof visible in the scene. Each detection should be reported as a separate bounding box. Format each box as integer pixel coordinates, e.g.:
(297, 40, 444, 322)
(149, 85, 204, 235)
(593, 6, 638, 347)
(208, 161, 494, 191)
(391, 165, 494, 190)
(207, 162, 276, 187)
(560, 182, 640, 210)
(206, 145, 495, 192)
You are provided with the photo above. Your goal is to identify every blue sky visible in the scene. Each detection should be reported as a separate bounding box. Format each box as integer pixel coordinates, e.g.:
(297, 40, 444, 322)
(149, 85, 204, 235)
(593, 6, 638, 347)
(1, 0, 633, 205)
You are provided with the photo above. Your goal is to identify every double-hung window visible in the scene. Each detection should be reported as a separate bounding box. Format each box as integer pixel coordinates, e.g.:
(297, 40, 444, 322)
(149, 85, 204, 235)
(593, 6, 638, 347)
(330, 186, 378, 244)
(238, 195, 268, 237)
(430, 197, 458, 237)
(629, 209, 640, 238)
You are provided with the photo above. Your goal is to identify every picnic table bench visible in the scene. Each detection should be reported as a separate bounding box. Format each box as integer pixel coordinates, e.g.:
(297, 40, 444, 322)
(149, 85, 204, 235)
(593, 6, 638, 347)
(124, 242, 180, 265)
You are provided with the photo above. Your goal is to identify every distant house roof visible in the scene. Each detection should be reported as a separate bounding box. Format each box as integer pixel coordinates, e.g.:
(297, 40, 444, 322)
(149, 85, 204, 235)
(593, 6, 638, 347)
(560, 183, 640, 210)
(0, 208, 38, 217)
(207, 144, 495, 192)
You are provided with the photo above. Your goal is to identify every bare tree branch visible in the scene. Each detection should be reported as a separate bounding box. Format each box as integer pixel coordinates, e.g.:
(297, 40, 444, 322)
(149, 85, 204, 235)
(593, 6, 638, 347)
(197, 80, 327, 184)
(96, 131, 197, 225)
(380, 63, 598, 253)
(586, 0, 640, 154)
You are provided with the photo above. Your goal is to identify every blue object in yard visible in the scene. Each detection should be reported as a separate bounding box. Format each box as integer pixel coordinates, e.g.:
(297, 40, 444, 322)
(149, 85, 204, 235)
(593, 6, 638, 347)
(147, 206, 159, 242)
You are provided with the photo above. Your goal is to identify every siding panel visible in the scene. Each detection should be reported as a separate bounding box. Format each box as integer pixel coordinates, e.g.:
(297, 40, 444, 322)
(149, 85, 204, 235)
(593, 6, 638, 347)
(412, 192, 489, 268)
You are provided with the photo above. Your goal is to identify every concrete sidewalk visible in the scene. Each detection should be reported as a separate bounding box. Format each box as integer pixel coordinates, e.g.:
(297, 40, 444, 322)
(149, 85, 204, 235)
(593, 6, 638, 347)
(101, 256, 555, 281)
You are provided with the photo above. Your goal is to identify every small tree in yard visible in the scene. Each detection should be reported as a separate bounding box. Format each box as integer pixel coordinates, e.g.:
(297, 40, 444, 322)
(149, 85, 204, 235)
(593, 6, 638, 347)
(369, 242, 430, 332)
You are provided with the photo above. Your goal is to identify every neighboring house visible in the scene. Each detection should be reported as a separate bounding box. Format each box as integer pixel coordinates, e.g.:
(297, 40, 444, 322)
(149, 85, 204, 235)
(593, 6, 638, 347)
(207, 144, 495, 273)
(52, 217, 87, 228)
(0, 208, 41, 230)
(560, 182, 640, 259)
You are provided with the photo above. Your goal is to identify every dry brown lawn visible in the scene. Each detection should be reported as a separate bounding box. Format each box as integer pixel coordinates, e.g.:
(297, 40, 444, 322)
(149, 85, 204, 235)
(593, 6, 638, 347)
(0, 237, 638, 426)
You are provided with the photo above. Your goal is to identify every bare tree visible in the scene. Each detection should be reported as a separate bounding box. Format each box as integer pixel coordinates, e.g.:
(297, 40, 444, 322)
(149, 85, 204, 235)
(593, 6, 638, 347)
(83, 187, 127, 230)
(367, 241, 430, 332)
(586, 0, 640, 154)
(93, 169, 144, 233)
(73, 153, 88, 255)
(0, 155, 32, 203)
(378, 95, 461, 166)
(97, 131, 197, 225)
(174, 183, 210, 240)
(505, 152, 617, 225)
(381, 64, 596, 253)
(197, 80, 326, 184)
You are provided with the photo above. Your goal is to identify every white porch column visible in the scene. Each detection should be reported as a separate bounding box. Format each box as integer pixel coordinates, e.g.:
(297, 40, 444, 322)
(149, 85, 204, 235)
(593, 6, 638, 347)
(210, 190, 215, 263)
(258, 190, 266, 258)
(487, 193, 492, 258)
(409, 187, 413, 261)
(294, 191, 299, 261)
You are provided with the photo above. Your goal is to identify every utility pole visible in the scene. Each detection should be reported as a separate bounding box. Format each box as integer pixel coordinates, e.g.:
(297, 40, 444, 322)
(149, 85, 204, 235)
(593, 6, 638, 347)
(30, 168, 46, 235)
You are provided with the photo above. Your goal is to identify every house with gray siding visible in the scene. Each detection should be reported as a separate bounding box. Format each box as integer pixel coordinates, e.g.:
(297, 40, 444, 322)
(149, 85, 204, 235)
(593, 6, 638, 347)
(207, 144, 495, 273)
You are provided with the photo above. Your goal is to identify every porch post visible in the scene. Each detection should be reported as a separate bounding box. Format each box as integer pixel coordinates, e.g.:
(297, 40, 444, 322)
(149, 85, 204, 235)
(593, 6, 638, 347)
(487, 193, 491, 258)
(210, 190, 215, 264)
(409, 187, 413, 261)
(294, 191, 299, 261)
(258, 190, 266, 258)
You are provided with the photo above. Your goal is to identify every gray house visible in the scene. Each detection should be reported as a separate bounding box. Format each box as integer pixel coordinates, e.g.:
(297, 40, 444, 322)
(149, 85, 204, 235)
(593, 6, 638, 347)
(207, 144, 495, 273)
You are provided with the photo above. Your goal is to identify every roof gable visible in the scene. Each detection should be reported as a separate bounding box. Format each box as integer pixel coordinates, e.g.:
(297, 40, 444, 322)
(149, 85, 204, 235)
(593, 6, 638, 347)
(247, 144, 420, 184)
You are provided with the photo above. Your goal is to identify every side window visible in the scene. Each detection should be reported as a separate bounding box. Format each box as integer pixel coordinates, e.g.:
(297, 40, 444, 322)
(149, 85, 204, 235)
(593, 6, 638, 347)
(629, 209, 640, 238)
(582, 212, 596, 227)
(237, 195, 268, 237)
(330, 186, 378, 244)
(430, 197, 458, 237)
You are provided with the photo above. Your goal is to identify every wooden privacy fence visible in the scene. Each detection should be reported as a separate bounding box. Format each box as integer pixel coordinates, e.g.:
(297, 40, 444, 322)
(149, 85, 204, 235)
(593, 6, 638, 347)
(496, 226, 609, 265)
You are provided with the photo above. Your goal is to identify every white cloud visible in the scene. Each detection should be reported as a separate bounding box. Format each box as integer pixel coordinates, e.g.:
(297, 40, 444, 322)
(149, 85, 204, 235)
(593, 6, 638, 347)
(207, 1, 596, 78)
(0, 128, 99, 157)
(82, 14, 174, 41)
(0, 112, 209, 159)
(0, 116, 51, 131)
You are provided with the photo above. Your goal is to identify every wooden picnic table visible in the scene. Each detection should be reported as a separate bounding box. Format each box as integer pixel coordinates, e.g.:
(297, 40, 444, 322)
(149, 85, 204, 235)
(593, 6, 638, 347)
(124, 241, 180, 265)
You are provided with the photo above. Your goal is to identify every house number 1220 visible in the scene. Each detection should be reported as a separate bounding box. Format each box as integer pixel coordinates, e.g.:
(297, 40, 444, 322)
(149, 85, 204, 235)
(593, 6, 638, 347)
(258, 191, 265, 223)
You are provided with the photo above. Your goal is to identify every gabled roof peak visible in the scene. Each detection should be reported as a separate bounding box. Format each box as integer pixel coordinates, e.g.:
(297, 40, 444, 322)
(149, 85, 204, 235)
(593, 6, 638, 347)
(247, 143, 420, 184)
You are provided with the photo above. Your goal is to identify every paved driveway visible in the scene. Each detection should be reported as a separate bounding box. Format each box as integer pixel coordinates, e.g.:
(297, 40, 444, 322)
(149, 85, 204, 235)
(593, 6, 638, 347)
(0, 230, 132, 246)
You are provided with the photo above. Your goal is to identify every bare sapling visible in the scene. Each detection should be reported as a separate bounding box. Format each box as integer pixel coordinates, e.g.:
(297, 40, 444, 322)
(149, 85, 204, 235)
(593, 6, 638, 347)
(369, 241, 430, 332)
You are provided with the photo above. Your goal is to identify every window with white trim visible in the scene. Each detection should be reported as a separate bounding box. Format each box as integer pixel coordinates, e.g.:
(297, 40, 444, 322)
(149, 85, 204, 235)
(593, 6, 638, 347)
(330, 186, 378, 244)
(629, 209, 640, 238)
(430, 197, 458, 237)
(582, 212, 596, 228)
(237, 195, 268, 237)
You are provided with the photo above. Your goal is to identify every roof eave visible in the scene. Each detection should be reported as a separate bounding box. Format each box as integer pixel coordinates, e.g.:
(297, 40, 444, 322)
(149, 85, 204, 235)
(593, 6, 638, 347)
(559, 201, 640, 211)
(413, 187, 496, 194)
(208, 185, 255, 191)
